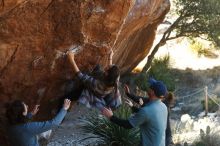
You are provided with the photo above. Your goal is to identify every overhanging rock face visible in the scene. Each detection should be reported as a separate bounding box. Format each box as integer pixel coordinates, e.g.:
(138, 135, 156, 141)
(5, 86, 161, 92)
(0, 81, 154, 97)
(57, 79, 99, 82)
(0, 0, 170, 144)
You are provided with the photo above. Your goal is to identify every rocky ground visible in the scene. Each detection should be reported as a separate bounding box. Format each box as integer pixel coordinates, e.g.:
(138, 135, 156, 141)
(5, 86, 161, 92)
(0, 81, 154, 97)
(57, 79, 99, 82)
(44, 104, 100, 146)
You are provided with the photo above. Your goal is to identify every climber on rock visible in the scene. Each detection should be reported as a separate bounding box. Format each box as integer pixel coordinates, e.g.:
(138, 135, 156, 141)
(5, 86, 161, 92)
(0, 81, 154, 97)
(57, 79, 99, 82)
(5, 99, 71, 146)
(67, 50, 121, 111)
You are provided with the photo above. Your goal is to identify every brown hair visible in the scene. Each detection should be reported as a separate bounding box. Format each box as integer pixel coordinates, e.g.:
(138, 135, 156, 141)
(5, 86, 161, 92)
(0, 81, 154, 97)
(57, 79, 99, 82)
(165, 92, 175, 106)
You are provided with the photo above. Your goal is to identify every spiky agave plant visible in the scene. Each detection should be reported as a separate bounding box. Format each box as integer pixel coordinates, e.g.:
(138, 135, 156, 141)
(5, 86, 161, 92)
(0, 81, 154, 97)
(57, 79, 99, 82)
(192, 126, 220, 146)
(80, 105, 140, 146)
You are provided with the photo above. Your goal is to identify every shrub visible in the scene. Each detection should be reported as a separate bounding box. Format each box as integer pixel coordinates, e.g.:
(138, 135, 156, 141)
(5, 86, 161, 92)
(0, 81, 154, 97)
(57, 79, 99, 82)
(192, 126, 220, 146)
(134, 72, 149, 91)
(135, 55, 175, 91)
(80, 105, 140, 146)
(190, 40, 218, 59)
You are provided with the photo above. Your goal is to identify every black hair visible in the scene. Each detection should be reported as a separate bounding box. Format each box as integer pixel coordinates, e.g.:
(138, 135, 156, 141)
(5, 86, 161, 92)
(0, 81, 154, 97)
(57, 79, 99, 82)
(5, 100, 28, 125)
(104, 65, 120, 87)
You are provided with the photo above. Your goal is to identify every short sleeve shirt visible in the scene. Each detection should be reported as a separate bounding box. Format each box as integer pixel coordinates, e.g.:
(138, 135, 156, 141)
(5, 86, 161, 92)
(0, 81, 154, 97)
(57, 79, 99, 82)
(128, 99, 167, 146)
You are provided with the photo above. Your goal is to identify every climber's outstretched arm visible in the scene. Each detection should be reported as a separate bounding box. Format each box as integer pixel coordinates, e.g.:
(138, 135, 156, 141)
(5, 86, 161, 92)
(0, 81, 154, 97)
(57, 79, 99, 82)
(109, 49, 113, 66)
(67, 52, 80, 74)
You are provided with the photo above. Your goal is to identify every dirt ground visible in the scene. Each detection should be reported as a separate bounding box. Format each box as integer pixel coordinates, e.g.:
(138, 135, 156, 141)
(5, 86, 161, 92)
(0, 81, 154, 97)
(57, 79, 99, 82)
(45, 104, 100, 146)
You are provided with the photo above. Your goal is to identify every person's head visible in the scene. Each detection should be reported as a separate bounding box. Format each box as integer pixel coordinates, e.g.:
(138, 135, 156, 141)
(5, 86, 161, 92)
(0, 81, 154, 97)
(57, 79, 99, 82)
(5, 100, 29, 125)
(147, 78, 167, 99)
(164, 92, 175, 106)
(104, 65, 120, 87)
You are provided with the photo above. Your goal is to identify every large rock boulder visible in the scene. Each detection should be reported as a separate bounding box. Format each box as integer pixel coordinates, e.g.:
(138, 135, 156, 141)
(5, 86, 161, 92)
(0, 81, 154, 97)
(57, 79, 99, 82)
(0, 0, 170, 144)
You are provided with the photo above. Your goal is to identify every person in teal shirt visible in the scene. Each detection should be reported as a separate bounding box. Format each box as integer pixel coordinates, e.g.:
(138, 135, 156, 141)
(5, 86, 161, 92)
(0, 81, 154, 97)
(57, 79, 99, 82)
(102, 78, 168, 146)
(124, 82, 174, 146)
(6, 99, 71, 146)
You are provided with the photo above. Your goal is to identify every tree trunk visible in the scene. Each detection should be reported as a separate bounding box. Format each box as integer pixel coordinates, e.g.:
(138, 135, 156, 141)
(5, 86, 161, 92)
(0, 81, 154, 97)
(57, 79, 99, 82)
(141, 15, 184, 73)
(141, 38, 166, 72)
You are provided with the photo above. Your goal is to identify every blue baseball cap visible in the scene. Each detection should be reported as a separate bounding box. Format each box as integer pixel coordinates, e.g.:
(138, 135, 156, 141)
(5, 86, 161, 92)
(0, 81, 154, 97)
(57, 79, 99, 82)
(148, 78, 167, 97)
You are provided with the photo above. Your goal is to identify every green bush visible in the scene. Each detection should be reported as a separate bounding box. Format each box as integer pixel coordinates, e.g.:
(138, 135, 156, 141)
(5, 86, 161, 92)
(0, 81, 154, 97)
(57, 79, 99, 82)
(192, 126, 220, 146)
(80, 105, 140, 146)
(190, 40, 218, 59)
(134, 72, 149, 91)
(135, 55, 175, 91)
